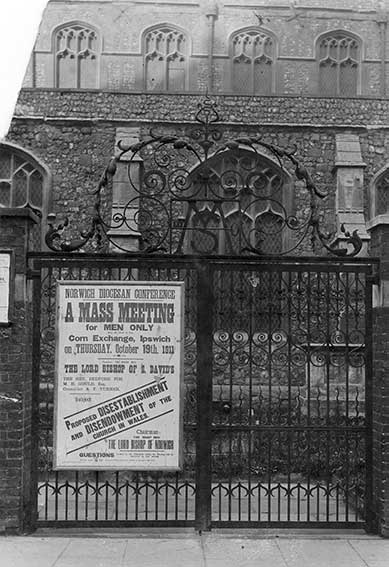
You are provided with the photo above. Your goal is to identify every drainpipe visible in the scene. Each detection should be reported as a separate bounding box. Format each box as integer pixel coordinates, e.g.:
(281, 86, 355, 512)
(377, 12, 388, 97)
(205, 1, 218, 94)
(32, 50, 36, 88)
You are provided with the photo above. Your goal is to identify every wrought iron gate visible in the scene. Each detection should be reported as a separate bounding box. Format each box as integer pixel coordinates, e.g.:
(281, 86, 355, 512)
(28, 253, 374, 531)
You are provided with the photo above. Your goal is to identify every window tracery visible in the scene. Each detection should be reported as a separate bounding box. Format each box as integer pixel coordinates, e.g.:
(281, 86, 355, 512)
(375, 171, 389, 216)
(186, 149, 289, 255)
(144, 26, 187, 91)
(317, 32, 360, 96)
(55, 24, 99, 88)
(0, 144, 47, 248)
(230, 29, 275, 94)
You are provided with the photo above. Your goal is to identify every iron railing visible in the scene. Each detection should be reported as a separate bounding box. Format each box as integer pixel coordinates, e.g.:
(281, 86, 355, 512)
(28, 254, 375, 530)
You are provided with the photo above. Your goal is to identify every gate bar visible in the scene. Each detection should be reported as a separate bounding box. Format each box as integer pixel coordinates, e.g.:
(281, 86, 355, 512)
(195, 263, 214, 531)
(364, 269, 375, 532)
(24, 270, 42, 532)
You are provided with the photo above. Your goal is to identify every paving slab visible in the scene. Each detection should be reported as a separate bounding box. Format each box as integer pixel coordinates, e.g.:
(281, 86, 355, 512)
(348, 539, 389, 567)
(121, 537, 204, 567)
(54, 538, 128, 567)
(0, 533, 388, 567)
(276, 539, 369, 567)
(202, 535, 287, 567)
(0, 537, 70, 567)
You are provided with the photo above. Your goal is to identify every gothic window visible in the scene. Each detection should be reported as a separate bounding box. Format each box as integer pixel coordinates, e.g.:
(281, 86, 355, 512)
(317, 32, 360, 96)
(184, 149, 289, 255)
(231, 29, 275, 94)
(0, 144, 47, 249)
(375, 171, 389, 216)
(144, 26, 187, 91)
(55, 24, 99, 88)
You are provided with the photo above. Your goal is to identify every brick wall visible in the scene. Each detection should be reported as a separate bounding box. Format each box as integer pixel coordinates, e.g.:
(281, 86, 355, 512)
(371, 306, 389, 536)
(0, 210, 37, 532)
(368, 223, 389, 536)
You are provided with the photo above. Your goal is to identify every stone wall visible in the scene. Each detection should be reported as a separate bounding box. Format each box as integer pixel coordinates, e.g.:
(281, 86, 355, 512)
(14, 90, 389, 126)
(24, 0, 388, 96)
(8, 90, 389, 252)
(6, 119, 116, 245)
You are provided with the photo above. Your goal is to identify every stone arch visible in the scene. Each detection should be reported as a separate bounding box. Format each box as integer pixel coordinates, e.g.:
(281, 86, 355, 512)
(0, 141, 51, 249)
(369, 164, 389, 222)
(182, 147, 293, 255)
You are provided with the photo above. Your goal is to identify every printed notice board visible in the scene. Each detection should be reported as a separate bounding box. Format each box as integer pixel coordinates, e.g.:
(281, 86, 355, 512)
(54, 281, 184, 470)
(0, 251, 12, 324)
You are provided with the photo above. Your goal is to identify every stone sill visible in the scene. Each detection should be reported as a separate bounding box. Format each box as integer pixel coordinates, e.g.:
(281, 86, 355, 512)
(366, 215, 389, 231)
(0, 208, 39, 223)
(334, 162, 367, 168)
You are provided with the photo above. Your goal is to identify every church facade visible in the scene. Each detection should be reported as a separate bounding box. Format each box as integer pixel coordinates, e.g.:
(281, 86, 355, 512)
(2, 0, 389, 535)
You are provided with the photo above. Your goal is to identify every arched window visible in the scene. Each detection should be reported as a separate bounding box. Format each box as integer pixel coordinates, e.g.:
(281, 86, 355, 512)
(144, 25, 187, 91)
(0, 143, 49, 249)
(230, 28, 275, 94)
(54, 23, 99, 88)
(317, 31, 361, 96)
(183, 149, 290, 255)
(375, 170, 389, 216)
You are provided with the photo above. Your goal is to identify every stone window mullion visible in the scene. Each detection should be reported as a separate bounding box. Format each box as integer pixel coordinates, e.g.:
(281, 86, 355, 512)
(164, 34, 169, 91)
(336, 42, 341, 94)
(76, 30, 82, 88)
(250, 37, 255, 92)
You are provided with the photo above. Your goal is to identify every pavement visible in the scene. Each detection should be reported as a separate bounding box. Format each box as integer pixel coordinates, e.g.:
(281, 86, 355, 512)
(1, 530, 389, 567)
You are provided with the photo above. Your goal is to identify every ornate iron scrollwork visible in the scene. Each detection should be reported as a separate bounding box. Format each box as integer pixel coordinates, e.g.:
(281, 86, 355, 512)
(45, 96, 362, 257)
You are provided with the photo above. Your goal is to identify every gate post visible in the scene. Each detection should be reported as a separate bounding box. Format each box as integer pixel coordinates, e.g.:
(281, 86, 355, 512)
(0, 208, 38, 533)
(367, 220, 389, 537)
(195, 263, 214, 531)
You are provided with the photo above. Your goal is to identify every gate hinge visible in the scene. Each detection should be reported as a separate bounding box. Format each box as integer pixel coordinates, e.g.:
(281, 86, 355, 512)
(26, 269, 40, 280)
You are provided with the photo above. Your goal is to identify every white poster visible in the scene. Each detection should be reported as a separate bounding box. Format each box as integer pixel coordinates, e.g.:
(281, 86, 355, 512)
(54, 281, 184, 470)
(0, 252, 11, 324)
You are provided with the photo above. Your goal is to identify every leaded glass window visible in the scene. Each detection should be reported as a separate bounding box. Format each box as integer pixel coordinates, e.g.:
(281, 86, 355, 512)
(144, 26, 187, 91)
(185, 149, 288, 255)
(0, 145, 46, 248)
(231, 29, 275, 94)
(318, 32, 360, 96)
(376, 171, 389, 216)
(55, 24, 98, 88)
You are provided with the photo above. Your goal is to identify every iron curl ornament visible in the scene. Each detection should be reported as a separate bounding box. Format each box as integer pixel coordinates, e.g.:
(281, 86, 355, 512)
(45, 96, 362, 257)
